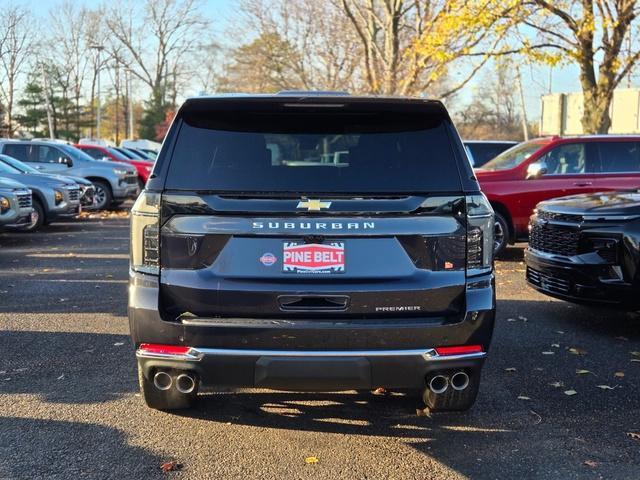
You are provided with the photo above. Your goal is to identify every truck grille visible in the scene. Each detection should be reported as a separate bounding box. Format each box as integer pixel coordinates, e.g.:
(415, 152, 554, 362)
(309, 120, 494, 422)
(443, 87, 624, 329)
(527, 267, 570, 294)
(17, 192, 32, 209)
(538, 210, 582, 223)
(529, 222, 579, 256)
(67, 188, 80, 202)
(125, 175, 137, 185)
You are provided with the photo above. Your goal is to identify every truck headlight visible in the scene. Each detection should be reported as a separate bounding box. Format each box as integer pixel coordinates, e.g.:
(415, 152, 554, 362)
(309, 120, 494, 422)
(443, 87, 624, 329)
(113, 168, 128, 176)
(0, 196, 10, 213)
(54, 190, 64, 205)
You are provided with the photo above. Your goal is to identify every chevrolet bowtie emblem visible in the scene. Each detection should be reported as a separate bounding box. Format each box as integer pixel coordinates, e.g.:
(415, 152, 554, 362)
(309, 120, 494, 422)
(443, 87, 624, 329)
(297, 199, 332, 211)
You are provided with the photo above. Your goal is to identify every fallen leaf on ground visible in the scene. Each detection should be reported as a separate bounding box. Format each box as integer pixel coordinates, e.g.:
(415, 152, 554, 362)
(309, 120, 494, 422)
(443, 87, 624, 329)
(542, 351, 555, 355)
(564, 390, 578, 396)
(615, 371, 625, 378)
(596, 385, 616, 390)
(372, 387, 387, 395)
(113, 342, 124, 346)
(416, 407, 430, 417)
(160, 461, 182, 472)
(549, 381, 564, 388)
(627, 432, 640, 440)
(631, 351, 640, 357)
(504, 367, 517, 372)
(584, 460, 598, 468)
(518, 316, 528, 321)
(576, 369, 590, 375)
(555, 330, 565, 334)
(57, 374, 64, 380)
(631, 359, 640, 363)
(615, 336, 629, 341)
(506, 318, 516, 322)
(517, 395, 531, 401)
(569, 347, 587, 355)
(305, 457, 319, 464)
(551, 343, 560, 348)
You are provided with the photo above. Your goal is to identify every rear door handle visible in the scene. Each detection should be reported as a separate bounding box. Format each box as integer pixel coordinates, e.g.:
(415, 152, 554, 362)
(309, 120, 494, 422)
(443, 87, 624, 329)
(573, 181, 593, 186)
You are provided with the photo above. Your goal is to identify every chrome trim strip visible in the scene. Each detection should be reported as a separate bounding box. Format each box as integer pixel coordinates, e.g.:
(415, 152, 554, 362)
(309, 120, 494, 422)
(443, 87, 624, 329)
(135, 346, 487, 362)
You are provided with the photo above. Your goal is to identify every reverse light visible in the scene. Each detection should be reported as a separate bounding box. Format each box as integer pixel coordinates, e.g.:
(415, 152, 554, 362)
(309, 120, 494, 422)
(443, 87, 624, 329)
(0, 196, 10, 213)
(466, 194, 494, 275)
(435, 345, 483, 356)
(54, 190, 64, 205)
(131, 191, 160, 275)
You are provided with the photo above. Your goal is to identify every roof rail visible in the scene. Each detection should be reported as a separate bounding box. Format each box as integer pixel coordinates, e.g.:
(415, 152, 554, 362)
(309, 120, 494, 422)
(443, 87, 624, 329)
(276, 90, 350, 96)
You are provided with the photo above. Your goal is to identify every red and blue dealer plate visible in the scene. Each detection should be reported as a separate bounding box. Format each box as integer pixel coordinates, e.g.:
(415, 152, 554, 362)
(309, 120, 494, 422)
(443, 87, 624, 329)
(282, 242, 345, 274)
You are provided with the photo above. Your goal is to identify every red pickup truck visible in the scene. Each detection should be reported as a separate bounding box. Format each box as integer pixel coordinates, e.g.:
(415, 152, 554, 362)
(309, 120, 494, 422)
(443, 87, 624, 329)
(476, 135, 640, 254)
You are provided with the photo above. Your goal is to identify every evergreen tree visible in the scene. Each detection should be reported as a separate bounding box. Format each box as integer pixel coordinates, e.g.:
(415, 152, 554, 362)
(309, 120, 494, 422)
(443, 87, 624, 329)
(139, 88, 168, 141)
(14, 79, 47, 137)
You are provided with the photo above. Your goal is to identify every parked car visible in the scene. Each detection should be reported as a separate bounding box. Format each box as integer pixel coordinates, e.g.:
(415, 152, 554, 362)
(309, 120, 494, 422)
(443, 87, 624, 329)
(130, 93, 496, 411)
(0, 155, 80, 230)
(476, 135, 640, 254)
(0, 176, 33, 230)
(75, 144, 153, 188)
(525, 190, 640, 310)
(0, 140, 138, 210)
(0, 154, 96, 210)
(112, 146, 149, 161)
(121, 138, 161, 158)
(464, 140, 517, 168)
(124, 147, 155, 161)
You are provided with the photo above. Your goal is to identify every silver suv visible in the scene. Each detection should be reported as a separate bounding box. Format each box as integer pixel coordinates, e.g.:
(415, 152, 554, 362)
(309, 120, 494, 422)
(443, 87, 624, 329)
(0, 140, 138, 209)
(0, 177, 33, 229)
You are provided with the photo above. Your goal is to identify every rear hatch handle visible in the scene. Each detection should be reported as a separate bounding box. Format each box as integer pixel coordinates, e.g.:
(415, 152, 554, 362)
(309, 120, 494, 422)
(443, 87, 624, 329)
(278, 295, 350, 311)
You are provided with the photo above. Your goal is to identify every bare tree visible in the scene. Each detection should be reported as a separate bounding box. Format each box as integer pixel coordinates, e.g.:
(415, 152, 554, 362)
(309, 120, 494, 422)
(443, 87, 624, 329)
(104, 0, 211, 106)
(0, 5, 36, 136)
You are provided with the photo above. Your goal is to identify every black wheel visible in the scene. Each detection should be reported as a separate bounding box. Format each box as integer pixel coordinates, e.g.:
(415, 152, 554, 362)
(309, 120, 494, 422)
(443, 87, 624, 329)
(422, 370, 480, 412)
(493, 211, 510, 257)
(138, 364, 198, 410)
(92, 180, 113, 210)
(24, 199, 45, 232)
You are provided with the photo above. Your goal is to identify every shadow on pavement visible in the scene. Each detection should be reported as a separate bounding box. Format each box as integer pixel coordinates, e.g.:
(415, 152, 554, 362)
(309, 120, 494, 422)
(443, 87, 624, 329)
(0, 417, 164, 479)
(0, 331, 136, 404)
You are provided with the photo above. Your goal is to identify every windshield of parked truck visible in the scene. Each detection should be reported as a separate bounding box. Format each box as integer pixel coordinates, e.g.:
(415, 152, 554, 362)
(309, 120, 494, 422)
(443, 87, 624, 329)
(481, 141, 544, 171)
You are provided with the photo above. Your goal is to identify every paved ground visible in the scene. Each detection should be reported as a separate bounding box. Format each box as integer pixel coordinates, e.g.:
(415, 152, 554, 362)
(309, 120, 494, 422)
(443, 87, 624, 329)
(1, 215, 640, 479)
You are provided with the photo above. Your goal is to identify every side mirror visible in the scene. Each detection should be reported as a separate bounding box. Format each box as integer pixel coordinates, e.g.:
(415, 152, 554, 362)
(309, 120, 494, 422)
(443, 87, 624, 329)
(58, 156, 73, 167)
(526, 161, 547, 179)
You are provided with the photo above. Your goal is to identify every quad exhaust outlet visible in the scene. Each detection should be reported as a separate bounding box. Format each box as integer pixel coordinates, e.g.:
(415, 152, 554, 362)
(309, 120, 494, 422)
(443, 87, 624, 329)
(428, 371, 470, 394)
(153, 370, 196, 394)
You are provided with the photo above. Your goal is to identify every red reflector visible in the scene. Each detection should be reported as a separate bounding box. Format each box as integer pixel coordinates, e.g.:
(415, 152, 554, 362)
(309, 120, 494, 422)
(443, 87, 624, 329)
(435, 345, 483, 356)
(138, 343, 191, 355)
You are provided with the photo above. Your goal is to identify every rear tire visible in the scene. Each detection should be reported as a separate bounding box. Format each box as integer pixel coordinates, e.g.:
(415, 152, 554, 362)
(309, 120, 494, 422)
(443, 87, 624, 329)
(24, 199, 45, 232)
(493, 211, 510, 257)
(138, 364, 198, 410)
(92, 180, 113, 210)
(422, 370, 480, 412)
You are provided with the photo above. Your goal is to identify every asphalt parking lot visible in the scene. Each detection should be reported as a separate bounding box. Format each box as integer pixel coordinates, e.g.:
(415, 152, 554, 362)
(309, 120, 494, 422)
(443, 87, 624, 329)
(1, 215, 640, 479)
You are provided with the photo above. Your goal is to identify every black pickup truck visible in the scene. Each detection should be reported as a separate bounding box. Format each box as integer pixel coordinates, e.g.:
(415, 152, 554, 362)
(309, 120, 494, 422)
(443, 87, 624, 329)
(129, 93, 496, 411)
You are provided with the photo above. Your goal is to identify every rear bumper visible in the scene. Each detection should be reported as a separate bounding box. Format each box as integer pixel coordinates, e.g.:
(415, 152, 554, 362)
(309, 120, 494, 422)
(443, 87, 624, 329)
(525, 248, 638, 308)
(129, 270, 495, 389)
(136, 346, 486, 390)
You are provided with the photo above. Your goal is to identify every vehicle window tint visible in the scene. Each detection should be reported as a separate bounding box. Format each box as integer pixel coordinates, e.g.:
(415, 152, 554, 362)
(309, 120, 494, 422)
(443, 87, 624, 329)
(82, 147, 102, 159)
(37, 145, 65, 163)
(541, 144, 587, 175)
(166, 109, 462, 193)
(597, 142, 640, 173)
(467, 144, 511, 167)
(2, 144, 30, 162)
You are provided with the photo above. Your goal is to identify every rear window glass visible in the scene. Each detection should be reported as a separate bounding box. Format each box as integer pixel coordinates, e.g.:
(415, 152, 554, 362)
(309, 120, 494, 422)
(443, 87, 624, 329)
(165, 107, 462, 193)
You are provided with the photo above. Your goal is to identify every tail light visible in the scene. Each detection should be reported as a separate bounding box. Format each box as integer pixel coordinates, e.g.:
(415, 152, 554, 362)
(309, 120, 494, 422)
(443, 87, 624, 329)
(131, 191, 160, 275)
(466, 194, 494, 275)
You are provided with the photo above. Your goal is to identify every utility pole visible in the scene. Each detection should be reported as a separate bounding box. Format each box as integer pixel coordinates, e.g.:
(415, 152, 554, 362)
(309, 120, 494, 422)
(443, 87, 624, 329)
(516, 64, 529, 141)
(90, 45, 105, 139)
(40, 63, 54, 139)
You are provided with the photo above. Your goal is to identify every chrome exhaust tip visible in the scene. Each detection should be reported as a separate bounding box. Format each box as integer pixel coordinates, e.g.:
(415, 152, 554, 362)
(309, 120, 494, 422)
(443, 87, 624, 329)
(428, 375, 449, 394)
(450, 371, 470, 391)
(175, 373, 196, 394)
(153, 371, 172, 391)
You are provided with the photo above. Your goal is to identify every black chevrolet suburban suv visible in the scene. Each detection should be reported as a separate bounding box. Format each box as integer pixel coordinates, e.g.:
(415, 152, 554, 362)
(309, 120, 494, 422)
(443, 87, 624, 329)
(129, 93, 496, 411)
